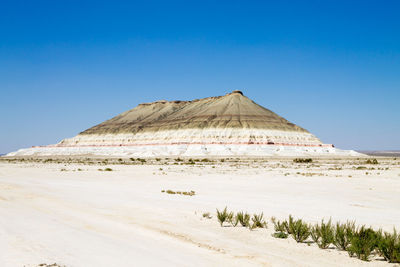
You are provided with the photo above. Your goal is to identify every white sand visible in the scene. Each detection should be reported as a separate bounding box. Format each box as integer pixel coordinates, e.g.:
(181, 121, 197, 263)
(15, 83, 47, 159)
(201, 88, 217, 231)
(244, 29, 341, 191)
(0, 158, 399, 266)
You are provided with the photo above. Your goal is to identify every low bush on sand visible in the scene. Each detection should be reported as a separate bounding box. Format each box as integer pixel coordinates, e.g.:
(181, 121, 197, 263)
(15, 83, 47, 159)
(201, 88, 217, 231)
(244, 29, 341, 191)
(212, 210, 399, 263)
(333, 221, 355, 250)
(366, 158, 379, 164)
(377, 229, 400, 263)
(202, 212, 212, 219)
(250, 213, 268, 229)
(98, 168, 113, 171)
(293, 158, 313, 163)
(348, 226, 379, 261)
(288, 216, 310, 243)
(271, 216, 287, 234)
(162, 190, 195, 196)
(217, 207, 229, 226)
(236, 211, 251, 227)
(311, 219, 334, 248)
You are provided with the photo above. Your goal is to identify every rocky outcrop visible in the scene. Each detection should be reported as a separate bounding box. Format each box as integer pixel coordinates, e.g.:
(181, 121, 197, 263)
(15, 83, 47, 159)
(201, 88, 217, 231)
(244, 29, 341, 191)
(8, 91, 360, 157)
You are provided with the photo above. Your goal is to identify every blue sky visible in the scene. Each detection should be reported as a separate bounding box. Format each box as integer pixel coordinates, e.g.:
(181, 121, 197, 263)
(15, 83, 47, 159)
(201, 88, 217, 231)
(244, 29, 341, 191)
(1, 0, 399, 153)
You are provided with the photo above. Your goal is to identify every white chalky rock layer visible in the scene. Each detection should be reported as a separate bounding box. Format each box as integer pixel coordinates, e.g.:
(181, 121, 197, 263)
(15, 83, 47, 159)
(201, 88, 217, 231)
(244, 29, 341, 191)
(58, 129, 323, 146)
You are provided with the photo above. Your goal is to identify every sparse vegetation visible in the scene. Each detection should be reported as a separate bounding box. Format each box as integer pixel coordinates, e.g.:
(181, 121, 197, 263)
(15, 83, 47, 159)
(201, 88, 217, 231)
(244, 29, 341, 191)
(209, 209, 400, 264)
(366, 158, 379, 164)
(273, 231, 288, 239)
(98, 168, 113, 171)
(216, 207, 229, 226)
(271, 216, 287, 233)
(377, 229, 400, 263)
(293, 158, 313, 163)
(250, 213, 267, 229)
(348, 226, 379, 261)
(288, 216, 310, 243)
(333, 221, 355, 250)
(202, 212, 212, 219)
(162, 190, 195, 196)
(311, 219, 334, 248)
(236, 211, 251, 227)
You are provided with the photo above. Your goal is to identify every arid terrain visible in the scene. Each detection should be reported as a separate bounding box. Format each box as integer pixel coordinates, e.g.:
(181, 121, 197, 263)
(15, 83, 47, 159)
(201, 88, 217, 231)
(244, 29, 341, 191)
(0, 156, 399, 267)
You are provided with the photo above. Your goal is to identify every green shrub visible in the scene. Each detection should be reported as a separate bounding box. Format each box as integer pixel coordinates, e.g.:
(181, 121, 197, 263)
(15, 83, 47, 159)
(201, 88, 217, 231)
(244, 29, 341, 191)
(311, 219, 334, 249)
(333, 221, 355, 250)
(288, 216, 310, 243)
(104, 168, 113, 171)
(273, 232, 288, 239)
(250, 213, 267, 229)
(366, 158, 379, 164)
(284, 215, 295, 234)
(236, 211, 250, 227)
(226, 212, 237, 226)
(377, 229, 400, 263)
(202, 212, 212, 219)
(348, 226, 379, 261)
(136, 158, 146, 163)
(217, 207, 229, 226)
(271, 217, 287, 233)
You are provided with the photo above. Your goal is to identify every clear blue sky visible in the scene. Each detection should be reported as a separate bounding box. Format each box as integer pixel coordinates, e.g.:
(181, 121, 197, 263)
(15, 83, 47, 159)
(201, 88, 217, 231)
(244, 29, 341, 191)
(1, 0, 399, 154)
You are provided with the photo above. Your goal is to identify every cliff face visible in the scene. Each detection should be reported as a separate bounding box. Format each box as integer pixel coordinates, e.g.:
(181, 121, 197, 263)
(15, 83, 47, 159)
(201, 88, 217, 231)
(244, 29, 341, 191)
(59, 91, 322, 147)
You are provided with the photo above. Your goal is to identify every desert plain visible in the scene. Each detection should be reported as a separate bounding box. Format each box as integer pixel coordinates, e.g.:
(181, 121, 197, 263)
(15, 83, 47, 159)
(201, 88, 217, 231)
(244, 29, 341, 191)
(0, 156, 399, 267)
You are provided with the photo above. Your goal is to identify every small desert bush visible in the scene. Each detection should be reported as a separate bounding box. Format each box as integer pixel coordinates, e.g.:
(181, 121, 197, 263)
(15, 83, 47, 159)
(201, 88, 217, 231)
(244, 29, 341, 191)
(293, 158, 313, 163)
(236, 211, 251, 227)
(202, 212, 212, 219)
(347, 226, 379, 261)
(136, 158, 146, 163)
(273, 232, 288, 239)
(366, 158, 379, 164)
(311, 219, 334, 249)
(217, 207, 229, 226)
(104, 168, 113, 171)
(250, 213, 267, 229)
(376, 229, 400, 263)
(162, 190, 195, 196)
(182, 191, 195, 196)
(288, 216, 310, 243)
(333, 221, 355, 250)
(283, 215, 295, 234)
(227, 211, 237, 226)
(271, 217, 287, 233)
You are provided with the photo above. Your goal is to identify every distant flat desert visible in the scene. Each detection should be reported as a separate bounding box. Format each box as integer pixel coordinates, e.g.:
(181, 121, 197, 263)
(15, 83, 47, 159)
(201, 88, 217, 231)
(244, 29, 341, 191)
(0, 157, 399, 266)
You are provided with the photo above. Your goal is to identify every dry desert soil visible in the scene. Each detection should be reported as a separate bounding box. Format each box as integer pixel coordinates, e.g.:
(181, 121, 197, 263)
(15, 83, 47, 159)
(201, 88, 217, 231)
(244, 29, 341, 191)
(0, 156, 399, 267)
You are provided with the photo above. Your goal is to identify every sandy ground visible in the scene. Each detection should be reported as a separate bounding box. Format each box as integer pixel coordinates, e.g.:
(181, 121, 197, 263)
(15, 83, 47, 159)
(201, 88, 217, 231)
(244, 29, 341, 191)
(0, 158, 399, 267)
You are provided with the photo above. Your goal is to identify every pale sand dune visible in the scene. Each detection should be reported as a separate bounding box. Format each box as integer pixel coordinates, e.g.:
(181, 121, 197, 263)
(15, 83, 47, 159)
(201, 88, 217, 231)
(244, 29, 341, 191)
(0, 159, 399, 266)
